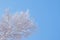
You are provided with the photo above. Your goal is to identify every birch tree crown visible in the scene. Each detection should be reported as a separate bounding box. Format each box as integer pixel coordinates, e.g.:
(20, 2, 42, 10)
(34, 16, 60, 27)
(0, 9, 36, 40)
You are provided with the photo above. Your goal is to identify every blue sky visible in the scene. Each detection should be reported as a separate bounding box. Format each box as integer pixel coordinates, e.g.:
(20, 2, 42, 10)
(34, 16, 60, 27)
(0, 0, 60, 40)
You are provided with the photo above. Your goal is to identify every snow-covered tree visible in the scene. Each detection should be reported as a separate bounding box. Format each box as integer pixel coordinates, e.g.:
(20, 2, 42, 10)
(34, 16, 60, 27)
(0, 9, 36, 40)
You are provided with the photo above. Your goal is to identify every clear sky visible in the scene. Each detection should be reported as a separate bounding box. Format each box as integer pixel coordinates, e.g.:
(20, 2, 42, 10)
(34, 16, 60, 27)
(0, 0, 60, 40)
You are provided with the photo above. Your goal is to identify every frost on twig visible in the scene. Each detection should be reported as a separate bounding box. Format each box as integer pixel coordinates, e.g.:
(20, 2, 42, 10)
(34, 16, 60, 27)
(0, 9, 36, 40)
